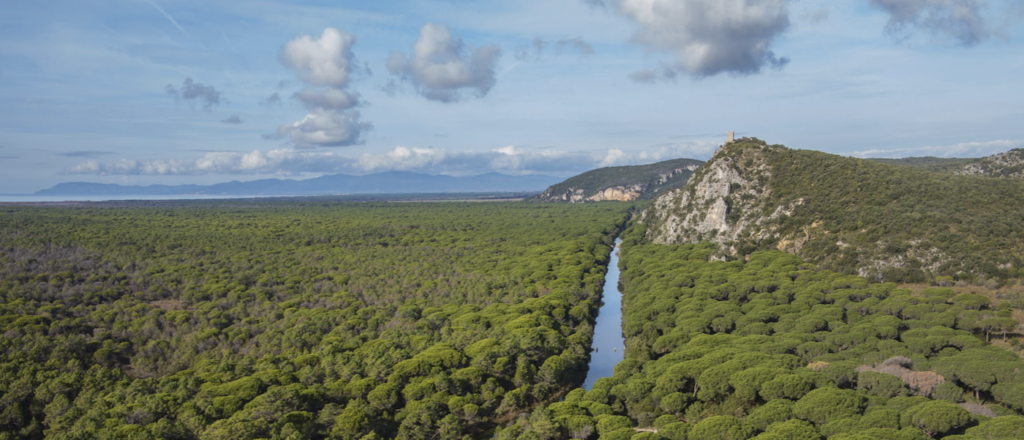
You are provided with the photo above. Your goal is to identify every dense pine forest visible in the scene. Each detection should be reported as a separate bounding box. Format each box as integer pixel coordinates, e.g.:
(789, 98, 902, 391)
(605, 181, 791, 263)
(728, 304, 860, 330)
(4, 183, 1024, 440)
(503, 223, 1024, 439)
(0, 201, 630, 439)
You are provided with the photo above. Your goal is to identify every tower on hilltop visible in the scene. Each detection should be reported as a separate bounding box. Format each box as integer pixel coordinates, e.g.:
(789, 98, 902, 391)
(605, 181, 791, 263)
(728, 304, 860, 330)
(726, 131, 735, 144)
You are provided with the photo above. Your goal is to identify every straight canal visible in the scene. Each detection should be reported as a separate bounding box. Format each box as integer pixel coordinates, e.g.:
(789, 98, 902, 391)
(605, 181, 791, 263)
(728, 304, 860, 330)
(582, 237, 626, 390)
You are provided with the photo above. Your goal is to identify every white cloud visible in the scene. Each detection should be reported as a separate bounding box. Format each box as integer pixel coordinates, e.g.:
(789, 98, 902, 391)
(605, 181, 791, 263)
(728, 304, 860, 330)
(271, 108, 371, 147)
(271, 28, 369, 147)
(387, 23, 501, 102)
(601, 0, 791, 78)
(850, 139, 1024, 158)
(600, 148, 627, 166)
(279, 28, 356, 88)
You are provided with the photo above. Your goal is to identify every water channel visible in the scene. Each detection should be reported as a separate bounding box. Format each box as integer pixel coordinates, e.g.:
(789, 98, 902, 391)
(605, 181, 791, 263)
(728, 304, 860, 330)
(582, 237, 626, 390)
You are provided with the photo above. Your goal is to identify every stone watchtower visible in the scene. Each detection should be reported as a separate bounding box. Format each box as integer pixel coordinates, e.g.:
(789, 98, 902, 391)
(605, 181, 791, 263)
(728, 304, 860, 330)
(726, 131, 735, 144)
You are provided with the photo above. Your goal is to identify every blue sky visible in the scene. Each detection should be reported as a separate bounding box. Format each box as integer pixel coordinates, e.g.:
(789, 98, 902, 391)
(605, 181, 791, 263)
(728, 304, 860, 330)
(1, 0, 1022, 193)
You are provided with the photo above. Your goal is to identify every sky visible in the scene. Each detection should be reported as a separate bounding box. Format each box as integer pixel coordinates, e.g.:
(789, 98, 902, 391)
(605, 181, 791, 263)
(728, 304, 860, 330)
(1, 0, 1022, 193)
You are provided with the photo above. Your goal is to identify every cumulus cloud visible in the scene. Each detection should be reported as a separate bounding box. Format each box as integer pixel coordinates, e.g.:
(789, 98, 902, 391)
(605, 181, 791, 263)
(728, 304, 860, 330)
(599, 148, 628, 167)
(851, 139, 1024, 158)
(66, 143, 716, 177)
(165, 77, 223, 110)
(279, 28, 357, 88)
(268, 108, 371, 148)
(595, 0, 791, 78)
(869, 0, 991, 46)
(387, 23, 501, 103)
(270, 28, 370, 147)
(220, 115, 243, 124)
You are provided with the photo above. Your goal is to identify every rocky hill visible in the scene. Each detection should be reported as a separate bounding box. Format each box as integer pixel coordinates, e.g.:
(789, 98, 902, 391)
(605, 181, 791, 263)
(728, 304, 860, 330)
(955, 148, 1024, 178)
(530, 158, 703, 203)
(642, 138, 1024, 283)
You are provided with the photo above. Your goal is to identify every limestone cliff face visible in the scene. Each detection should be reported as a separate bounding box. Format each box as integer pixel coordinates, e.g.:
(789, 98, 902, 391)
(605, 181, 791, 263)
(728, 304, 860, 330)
(533, 159, 702, 203)
(643, 141, 801, 256)
(559, 185, 645, 203)
(956, 149, 1024, 179)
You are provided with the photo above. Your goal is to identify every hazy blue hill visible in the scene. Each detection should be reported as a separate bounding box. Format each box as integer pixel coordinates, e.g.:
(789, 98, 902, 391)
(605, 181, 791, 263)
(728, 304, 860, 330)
(35, 172, 562, 196)
(37, 182, 207, 196)
(530, 158, 704, 203)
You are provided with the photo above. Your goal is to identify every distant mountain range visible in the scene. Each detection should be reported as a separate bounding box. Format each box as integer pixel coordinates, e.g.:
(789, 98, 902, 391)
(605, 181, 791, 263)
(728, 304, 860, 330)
(36, 171, 563, 196)
(529, 158, 704, 203)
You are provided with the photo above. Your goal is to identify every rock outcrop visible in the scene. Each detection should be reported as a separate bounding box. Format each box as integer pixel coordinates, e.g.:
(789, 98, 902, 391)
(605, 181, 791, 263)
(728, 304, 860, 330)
(956, 148, 1024, 179)
(643, 139, 801, 256)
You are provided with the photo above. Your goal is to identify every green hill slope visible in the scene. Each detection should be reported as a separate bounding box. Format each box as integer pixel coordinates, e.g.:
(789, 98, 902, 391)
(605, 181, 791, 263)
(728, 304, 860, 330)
(643, 138, 1024, 283)
(530, 158, 704, 203)
(868, 157, 974, 173)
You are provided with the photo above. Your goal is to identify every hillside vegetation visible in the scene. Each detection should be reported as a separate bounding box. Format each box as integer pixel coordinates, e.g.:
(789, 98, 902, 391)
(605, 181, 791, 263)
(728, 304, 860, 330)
(503, 223, 1024, 440)
(867, 157, 974, 173)
(530, 159, 703, 203)
(0, 201, 629, 439)
(644, 138, 1024, 284)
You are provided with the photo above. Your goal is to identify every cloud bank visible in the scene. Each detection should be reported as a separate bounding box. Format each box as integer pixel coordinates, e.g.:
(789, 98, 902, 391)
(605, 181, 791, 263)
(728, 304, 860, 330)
(593, 0, 791, 78)
(851, 139, 1024, 158)
(66, 143, 717, 177)
(869, 0, 991, 46)
(387, 23, 501, 103)
(270, 28, 370, 147)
